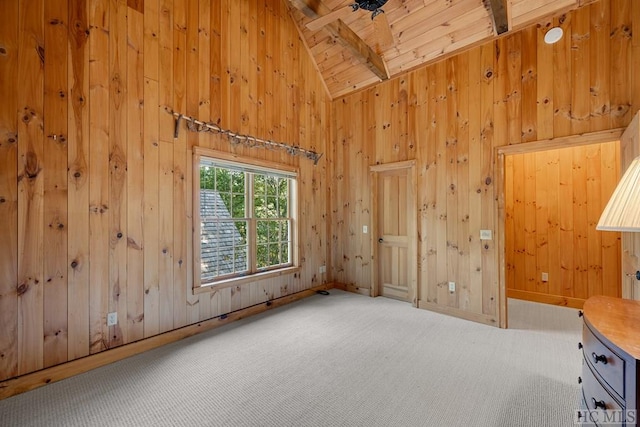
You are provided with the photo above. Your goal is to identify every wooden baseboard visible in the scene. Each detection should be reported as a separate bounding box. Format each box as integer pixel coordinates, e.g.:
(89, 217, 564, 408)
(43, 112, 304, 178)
(333, 282, 371, 296)
(0, 283, 335, 400)
(418, 300, 498, 327)
(507, 289, 585, 309)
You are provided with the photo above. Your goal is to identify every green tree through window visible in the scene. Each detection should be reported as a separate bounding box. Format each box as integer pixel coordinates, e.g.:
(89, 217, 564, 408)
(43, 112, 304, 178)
(198, 159, 294, 285)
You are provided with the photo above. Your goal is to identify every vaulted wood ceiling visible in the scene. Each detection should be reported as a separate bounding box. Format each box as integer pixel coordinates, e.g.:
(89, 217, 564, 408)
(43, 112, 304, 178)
(286, 0, 597, 99)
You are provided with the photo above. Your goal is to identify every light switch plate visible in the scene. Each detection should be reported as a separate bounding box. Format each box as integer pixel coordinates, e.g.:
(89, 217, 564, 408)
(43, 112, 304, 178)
(480, 230, 492, 240)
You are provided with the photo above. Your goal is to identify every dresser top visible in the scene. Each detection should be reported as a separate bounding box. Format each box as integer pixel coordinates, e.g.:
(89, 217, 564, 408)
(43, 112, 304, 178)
(584, 295, 640, 360)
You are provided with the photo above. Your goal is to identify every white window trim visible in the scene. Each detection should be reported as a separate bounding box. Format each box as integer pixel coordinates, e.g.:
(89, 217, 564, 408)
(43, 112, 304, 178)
(192, 147, 300, 294)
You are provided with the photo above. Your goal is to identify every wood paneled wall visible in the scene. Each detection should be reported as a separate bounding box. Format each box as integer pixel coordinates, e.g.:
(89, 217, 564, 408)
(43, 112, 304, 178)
(505, 142, 621, 307)
(0, 0, 329, 382)
(330, 0, 640, 324)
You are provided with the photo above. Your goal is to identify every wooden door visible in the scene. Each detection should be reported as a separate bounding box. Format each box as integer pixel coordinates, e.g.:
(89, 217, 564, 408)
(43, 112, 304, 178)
(620, 112, 640, 300)
(372, 162, 417, 304)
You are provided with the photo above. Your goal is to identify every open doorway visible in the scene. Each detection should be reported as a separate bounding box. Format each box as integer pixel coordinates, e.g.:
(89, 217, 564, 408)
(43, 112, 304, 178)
(504, 140, 621, 307)
(495, 129, 625, 328)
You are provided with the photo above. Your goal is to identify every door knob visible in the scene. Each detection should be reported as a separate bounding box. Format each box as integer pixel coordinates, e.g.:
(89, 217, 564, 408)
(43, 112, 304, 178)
(378, 238, 383, 243)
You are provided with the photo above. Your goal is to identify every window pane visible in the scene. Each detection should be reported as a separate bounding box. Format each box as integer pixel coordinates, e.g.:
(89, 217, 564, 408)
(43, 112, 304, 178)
(215, 168, 231, 192)
(235, 247, 248, 272)
(254, 174, 265, 193)
(268, 220, 278, 239)
(257, 244, 268, 269)
(231, 170, 244, 193)
(254, 195, 267, 219)
(268, 243, 279, 265)
(200, 167, 215, 190)
(231, 194, 245, 218)
(280, 221, 289, 242)
(235, 221, 247, 245)
(281, 243, 289, 264)
(257, 221, 268, 243)
(200, 221, 218, 281)
(266, 196, 277, 218)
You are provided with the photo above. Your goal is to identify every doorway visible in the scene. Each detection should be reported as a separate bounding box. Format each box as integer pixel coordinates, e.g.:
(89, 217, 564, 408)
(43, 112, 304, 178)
(496, 128, 625, 328)
(370, 161, 418, 305)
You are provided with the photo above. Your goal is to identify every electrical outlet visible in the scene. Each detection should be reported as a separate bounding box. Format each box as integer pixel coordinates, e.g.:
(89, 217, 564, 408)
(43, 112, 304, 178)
(319, 265, 326, 274)
(363, 225, 368, 234)
(541, 272, 549, 282)
(448, 282, 455, 292)
(107, 312, 117, 327)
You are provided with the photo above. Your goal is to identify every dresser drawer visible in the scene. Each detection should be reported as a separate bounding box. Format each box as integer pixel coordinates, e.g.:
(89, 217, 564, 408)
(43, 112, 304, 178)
(583, 322, 625, 399)
(582, 359, 624, 426)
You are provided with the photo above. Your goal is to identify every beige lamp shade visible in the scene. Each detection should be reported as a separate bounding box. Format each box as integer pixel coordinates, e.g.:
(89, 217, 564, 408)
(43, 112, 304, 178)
(597, 156, 640, 231)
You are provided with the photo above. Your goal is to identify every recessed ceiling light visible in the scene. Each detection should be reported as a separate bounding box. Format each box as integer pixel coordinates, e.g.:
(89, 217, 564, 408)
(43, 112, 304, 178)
(544, 27, 564, 44)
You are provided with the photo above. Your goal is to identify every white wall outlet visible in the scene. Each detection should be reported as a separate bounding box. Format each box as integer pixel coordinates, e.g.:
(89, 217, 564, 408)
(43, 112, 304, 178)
(107, 312, 118, 327)
(480, 229, 492, 240)
(448, 281, 455, 292)
(541, 272, 549, 282)
(319, 265, 326, 274)
(363, 225, 368, 234)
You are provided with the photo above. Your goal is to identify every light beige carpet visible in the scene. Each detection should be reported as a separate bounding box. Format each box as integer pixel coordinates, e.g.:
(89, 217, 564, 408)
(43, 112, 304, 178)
(0, 290, 582, 426)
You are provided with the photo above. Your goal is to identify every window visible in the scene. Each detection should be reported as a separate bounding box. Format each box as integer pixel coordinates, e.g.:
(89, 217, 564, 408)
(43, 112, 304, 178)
(193, 148, 298, 290)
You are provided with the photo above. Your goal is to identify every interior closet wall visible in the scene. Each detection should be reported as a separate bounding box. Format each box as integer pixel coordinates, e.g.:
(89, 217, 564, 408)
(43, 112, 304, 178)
(504, 141, 621, 308)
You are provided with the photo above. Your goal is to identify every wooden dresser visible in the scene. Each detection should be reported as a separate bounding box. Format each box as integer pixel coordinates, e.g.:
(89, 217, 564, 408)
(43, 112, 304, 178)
(580, 296, 640, 426)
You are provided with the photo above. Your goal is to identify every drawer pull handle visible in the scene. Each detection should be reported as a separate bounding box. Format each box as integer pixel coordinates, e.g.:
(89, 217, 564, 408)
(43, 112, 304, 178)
(591, 398, 606, 410)
(578, 310, 584, 317)
(578, 376, 582, 384)
(578, 342, 583, 350)
(592, 352, 608, 364)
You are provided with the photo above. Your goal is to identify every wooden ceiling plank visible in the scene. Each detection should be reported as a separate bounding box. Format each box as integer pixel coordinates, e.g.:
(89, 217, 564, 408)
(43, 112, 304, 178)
(386, 15, 492, 71)
(390, 25, 493, 73)
(288, 0, 389, 81)
(385, 0, 431, 24)
(511, 0, 571, 16)
(388, 6, 491, 60)
(395, 0, 482, 44)
(510, 0, 577, 29)
(485, 0, 509, 34)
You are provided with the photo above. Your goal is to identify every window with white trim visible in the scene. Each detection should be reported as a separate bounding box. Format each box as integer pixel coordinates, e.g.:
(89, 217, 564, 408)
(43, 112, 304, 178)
(193, 148, 297, 290)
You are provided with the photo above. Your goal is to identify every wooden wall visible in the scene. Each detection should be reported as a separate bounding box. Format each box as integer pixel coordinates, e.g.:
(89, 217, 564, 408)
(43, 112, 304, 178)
(330, 0, 640, 324)
(0, 0, 329, 382)
(505, 142, 621, 307)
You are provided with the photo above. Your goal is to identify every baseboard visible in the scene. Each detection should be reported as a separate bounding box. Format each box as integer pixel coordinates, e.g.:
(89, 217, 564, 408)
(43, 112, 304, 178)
(333, 282, 371, 296)
(0, 283, 335, 400)
(417, 300, 498, 327)
(507, 289, 585, 309)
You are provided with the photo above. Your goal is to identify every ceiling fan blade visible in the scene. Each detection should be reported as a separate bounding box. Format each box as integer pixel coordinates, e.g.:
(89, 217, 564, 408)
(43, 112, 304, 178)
(372, 10, 394, 52)
(306, 4, 354, 31)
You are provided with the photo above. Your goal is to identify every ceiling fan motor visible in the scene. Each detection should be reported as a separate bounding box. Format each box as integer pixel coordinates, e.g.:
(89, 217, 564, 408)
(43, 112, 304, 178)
(351, 0, 389, 19)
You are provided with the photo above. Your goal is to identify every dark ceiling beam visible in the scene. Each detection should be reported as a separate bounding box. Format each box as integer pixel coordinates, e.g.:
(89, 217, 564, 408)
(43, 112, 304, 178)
(485, 0, 509, 35)
(288, 0, 389, 81)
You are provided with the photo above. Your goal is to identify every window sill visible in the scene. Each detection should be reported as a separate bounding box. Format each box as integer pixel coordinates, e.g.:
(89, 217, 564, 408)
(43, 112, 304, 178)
(193, 266, 301, 295)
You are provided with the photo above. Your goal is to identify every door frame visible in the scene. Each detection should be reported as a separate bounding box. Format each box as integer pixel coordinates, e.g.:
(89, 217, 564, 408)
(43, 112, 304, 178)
(370, 160, 418, 306)
(495, 128, 624, 328)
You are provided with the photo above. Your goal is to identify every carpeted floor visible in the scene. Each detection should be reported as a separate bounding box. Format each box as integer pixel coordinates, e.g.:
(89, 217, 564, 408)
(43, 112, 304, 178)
(0, 290, 582, 427)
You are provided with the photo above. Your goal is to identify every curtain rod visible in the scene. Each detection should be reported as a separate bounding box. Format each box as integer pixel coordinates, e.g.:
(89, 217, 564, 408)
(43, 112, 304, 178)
(170, 111, 323, 165)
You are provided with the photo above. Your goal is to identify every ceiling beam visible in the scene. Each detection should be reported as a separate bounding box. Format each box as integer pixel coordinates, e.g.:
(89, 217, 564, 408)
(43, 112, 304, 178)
(288, 0, 389, 81)
(485, 0, 509, 35)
